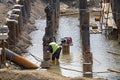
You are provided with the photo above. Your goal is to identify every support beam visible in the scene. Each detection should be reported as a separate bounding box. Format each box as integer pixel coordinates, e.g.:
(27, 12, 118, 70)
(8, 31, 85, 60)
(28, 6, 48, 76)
(42, 0, 60, 68)
(50, 0, 60, 36)
(41, 5, 53, 68)
(79, 0, 93, 77)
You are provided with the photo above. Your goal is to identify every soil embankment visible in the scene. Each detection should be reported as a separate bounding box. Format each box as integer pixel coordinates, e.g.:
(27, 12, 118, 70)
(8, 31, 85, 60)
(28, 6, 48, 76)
(0, 0, 105, 80)
(15, 0, 46, 54)
(0, 69, 105, 80)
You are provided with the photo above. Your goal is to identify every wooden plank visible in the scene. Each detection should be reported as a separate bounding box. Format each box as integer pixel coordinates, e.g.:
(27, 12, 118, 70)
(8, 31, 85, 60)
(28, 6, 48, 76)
(90, 29, 102, 34)
(102, 3, 117, 29)
(60, 9, 79, 16)
(60, 12, 79, 16)
(107, 51, 120, 56)
(107, 68, 120, 73)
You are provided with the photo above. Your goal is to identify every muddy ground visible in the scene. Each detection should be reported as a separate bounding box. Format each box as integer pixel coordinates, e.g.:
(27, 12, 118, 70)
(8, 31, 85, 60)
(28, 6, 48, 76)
(0, 69, 105, 80)
(0, 0, 105, 80)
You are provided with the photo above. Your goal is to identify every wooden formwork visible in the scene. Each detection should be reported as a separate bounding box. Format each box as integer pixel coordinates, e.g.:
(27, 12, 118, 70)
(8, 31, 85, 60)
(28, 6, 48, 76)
(62, 45, 70, 54)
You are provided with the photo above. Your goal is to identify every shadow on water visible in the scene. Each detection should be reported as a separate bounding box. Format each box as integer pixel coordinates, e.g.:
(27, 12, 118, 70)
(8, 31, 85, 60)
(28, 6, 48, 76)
(27, 16, 120, 79)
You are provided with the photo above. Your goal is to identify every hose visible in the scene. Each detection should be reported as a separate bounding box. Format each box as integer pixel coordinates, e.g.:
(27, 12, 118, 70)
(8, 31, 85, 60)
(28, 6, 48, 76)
(28, 53, 43, 62)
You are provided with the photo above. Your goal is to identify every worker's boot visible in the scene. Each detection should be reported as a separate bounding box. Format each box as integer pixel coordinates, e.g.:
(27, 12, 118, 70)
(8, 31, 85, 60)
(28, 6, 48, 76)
(50, 60, 55, 65)
(55, 59, 59, 65)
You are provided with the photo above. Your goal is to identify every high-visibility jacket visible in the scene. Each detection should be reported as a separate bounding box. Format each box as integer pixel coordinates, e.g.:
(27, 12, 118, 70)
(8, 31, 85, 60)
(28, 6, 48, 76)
(49, 42, 60, 54)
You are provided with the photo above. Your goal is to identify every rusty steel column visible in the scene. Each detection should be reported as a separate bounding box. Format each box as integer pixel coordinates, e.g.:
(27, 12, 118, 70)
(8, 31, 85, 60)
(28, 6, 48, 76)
(41, 5, 53, 68)
(50, 0, 60, 36)
(79, 0, 93, 77)
(41, 0, 60, 68)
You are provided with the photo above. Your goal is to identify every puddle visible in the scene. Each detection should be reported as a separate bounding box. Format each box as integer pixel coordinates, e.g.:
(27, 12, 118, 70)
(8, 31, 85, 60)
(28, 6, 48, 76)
(27, 16, 120, 80)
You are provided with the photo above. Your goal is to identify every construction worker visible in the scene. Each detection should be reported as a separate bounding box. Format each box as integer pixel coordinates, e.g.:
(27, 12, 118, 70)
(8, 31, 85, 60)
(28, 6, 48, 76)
(47, 42, 62, 65)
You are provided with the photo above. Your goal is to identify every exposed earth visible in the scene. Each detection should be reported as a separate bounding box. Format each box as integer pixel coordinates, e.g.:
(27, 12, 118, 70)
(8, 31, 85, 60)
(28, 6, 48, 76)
(0, 0, 105, 80)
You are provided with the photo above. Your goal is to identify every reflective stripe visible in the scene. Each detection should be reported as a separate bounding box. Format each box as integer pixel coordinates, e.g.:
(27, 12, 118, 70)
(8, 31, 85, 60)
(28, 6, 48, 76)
(49, 42, 60, 54)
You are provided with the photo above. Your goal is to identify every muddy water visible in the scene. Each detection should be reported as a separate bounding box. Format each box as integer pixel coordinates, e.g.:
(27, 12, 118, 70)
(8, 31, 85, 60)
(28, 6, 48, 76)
(27, 16, 120, 79)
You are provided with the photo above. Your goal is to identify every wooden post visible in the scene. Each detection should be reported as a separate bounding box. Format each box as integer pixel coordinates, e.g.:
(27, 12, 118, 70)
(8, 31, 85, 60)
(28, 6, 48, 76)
(62, 45, 70, 54)
(79, 0, 93, 77)
(17, 1, 25, 30)
(18, 0, 28, 23)
(13, 4, 23, 35)
(1, 40, 6, 66)
(6, 20, 18, 51)
(9, 14, 19, 38)
(0, 25, 9, 68)
(24, 0, 31, 19)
